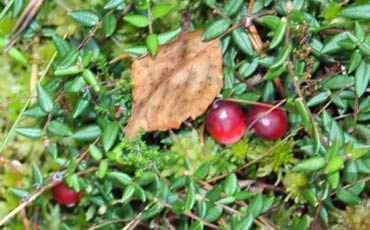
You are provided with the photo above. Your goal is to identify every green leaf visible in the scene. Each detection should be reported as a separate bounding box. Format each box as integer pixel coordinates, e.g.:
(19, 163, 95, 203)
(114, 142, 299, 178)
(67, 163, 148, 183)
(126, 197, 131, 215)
(223, 0, 243, 16)
(37, 84, 53, 113)
(15, 127, 42, 139)
(321, 75, 354, 90)
(307, 91, 329, 107)
(231, 27, 254, 56)
(152, 4, 174, 19)
(301, 188, 317, 207)
(56, 48, 80, 70)
(204, 203, 222, 222)
(238, 58, 259, 78)
(48, 120, 73, 137)
(264, 62, 286, 80)
(102, 14, 117, 37)
(344, 160, 358, 183)
(140, 203, 163, 220)
(234, 214, 253, 230)
(184, 181, 196, 211)
(197, 200, 207, 219)
(270, 45, 292, 69)
(189, 221, 203, 230)
(146, 33, 159, 55)
(325, 156, 344, 174)
(24, 105, 48, 118)
(206, 185, 222, 202)
(123, 14, 148, 28)
(97, 160, 108, 178)
(293, 157, 326, 172)
(292, 214, 310, 230)
(104, 0, 125, 10)
(31, 163, 43, 184)
(10, 188, 29, 199)
(158, 27, 182, 44)
(235, 191, 253, 201)
(321, 32, 351, 54)
(89, 144, 103, 160)
(201, 18, 230, 41)
(72, 94, 91, 118)
(52, 35, 71, 57)
(224, 174, 238, 196)
(270, 18, 286, 49)
(134, 184, 146, 202)
(355, 60, 370, 97)
(68, 9, 99, 27)
(194, 162, 210, 180)
(217, 196, 235, 205)
(295, 98, 310, 131)
(121, 185, 135, 203)
(82, 69, 100, 92)
(109, 172, 132, 186)
(136, 172, 158, 186)
(71, 125, 101, 141)
(327, 171, 340, 189)
(336, 189, 361, 205)
(340, 4, 370, 19)
(248, 192, 263, 217)
(102, 123, 119, 152)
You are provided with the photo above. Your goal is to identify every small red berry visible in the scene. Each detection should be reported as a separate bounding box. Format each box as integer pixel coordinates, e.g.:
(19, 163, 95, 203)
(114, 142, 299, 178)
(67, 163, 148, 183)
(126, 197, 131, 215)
(51, 181, 84, 205)
(245, 105, 288, 140)
(205, 100, 246, 144)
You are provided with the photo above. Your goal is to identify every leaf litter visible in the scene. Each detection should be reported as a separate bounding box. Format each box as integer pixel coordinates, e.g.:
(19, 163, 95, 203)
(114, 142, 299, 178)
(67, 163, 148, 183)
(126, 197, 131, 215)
(125, 29, 223, 137)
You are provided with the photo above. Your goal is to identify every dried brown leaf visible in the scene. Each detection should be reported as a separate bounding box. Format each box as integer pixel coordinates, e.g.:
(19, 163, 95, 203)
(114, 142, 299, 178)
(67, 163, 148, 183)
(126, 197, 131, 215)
(124, 29, 223, 137)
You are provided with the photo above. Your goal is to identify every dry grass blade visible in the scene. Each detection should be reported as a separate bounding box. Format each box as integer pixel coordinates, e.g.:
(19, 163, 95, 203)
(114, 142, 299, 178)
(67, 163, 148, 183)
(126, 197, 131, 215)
(3, 0, 44, 53)
(125, 29, 223, 137)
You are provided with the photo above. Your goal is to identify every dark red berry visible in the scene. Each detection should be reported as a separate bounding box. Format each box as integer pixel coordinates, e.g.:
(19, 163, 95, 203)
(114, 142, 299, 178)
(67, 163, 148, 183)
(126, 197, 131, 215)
(245, 105, 288, 140)
(51, 181, 84, 205)
(205, 100, 246, 144)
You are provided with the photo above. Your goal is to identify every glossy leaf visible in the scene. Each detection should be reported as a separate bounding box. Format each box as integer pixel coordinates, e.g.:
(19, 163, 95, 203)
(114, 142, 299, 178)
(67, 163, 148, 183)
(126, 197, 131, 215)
(104, 0, 125, 9)
(37, 84, 53, 113)
(321, 75, 354, 90)
(355, 60, 370, 97)
(121, 185, 135, 203)
(224, 174, 238, 196)
(234, 214, 253, 230)
(109, 172, 132, 186)
(293, 157, 326, 172)
(223, 0, 243, 16)
(31, 163, 43, 184)
(336, 189, 361, 205)
(248, 192, 263, 217)
(68, 9, 99, 27)
(340, 4, 370, 19)
(97, 160, 108, 178)
(140, 203, 163, 220)
(270, 18, 286, 49)
(152, 4, 174, 19)
(194, 162, 210, 180)
(102, 14, 116, 37)
(102, 123, 119, 152)
(204, 203, 222, 222)
(15, 127, 42, 139)
(184, 181, 196, 211)
(231, 27, 254, 56)
(201, 18, 230, 41)
(146, 33, 159, 55)
(123, 14, 148, 28)
(71, 125, 101, 141)
(295, 98, 310, 131)
(48, 120, 73, 137)
(52, 35, 71, 57)
(89, 144, 103, 160)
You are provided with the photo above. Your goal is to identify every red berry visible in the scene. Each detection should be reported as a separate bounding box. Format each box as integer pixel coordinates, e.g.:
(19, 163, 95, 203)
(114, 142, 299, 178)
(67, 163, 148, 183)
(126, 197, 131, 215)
(245, 105, 288, 140)
(205, 100, 246, 144)
(51, 181, 84, 205)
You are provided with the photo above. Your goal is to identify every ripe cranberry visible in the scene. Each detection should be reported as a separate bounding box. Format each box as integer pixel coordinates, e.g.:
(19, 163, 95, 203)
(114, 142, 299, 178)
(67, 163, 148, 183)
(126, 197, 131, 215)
(205, 100, 246, 144)
(245, 105, 288, 140)
(51, 181, 84, 205)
